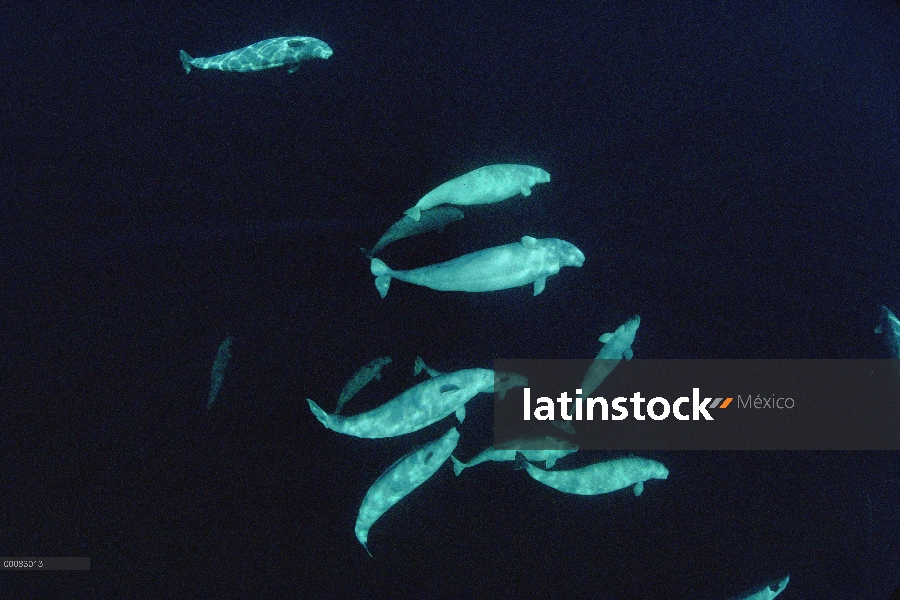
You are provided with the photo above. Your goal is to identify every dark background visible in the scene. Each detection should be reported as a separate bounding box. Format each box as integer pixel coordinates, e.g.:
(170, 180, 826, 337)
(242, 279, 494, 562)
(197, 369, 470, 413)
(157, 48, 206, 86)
(3, 0, 900, 597)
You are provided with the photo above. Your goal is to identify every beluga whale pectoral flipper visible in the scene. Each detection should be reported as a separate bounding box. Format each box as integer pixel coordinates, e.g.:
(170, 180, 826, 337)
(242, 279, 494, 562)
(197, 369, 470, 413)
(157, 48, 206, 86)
(355, 427, 460, 556)
(180, 36, 333, 73)
(370, 236, 584, 298)
(404, 164, 551, 221)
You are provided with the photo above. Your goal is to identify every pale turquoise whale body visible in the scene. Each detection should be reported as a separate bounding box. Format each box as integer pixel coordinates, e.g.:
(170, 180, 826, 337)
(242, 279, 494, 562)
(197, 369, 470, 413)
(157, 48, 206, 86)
(307, 368, 495, 438)
(180, 36, 332, 73)
(404, 164, 550, 221)
(519, 455, 668, 497)
(355, 427, 460, 555)
(370, 236, 584, 298)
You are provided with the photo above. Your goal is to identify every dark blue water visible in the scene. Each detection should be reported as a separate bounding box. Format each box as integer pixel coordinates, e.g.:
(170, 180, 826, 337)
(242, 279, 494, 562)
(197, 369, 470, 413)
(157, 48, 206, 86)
(3, 1, 900, 597)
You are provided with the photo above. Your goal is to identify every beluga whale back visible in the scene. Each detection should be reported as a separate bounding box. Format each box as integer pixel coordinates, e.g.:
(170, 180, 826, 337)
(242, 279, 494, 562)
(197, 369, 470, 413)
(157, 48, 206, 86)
(404, 164, 551, 221)
(370, 236, 584, 298)
(180, 36, 333, 73)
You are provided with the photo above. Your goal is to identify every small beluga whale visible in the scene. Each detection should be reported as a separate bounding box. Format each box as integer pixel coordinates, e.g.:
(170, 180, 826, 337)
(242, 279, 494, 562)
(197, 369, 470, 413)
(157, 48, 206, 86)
(308, 368, 524, 438)
(550, 315, 640, 434)
(404, 164, 551, 221)
(179, 36, 333, 74)
(581, 315, 641, 398)
(335, 357, 392, 415)
(451, 436, 578, 476)
(364, 207, 464, 257)
(875, 305, 900, 357)
(355, 427, 460, 556)
(207, 336, 233, 409)
(516, 453, 668, 497)
(370, 236, 584, 298)
(734, 575, 790, 600)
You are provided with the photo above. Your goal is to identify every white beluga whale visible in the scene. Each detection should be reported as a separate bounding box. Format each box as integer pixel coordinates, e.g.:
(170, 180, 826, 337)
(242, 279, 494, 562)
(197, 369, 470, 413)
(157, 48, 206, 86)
(370, 236, 584, 298)
(516, 454, 668, 496)
(734, 575, 790, 600)
(451, 436, 578, 476)
(875, 305, 900, 357)
(580, 315, 641, 398)
(180, 36, 333, 73)
(335, 357, 392, 415)
(355, 427, 460, 556)
(364, 207, 464, 257)
(551, 315, 640, 433)
(207, 336, 233, 409)
(404, 164, 551, 221)
(308, 368, 525, 438)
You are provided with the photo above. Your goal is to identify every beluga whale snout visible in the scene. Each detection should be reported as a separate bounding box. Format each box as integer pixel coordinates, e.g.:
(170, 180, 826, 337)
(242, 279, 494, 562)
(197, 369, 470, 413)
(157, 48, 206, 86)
(554, 239, 585, 268)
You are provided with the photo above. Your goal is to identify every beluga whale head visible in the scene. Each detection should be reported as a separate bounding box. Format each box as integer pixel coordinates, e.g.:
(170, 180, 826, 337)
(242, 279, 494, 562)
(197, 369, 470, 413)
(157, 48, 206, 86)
(287, 36, 334, 59)
(552, 239, 585, 268)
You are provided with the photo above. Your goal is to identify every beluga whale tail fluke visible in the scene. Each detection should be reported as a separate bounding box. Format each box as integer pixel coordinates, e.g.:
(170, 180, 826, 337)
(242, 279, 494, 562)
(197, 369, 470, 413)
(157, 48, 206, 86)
(369, 236, 584, 298)
(180, 50, 195, 73)
(370, 258, 393, 298)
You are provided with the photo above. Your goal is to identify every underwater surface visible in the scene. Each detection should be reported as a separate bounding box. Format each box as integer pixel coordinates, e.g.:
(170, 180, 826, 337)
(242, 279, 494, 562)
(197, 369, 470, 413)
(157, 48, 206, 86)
(3, 0, 900, 597)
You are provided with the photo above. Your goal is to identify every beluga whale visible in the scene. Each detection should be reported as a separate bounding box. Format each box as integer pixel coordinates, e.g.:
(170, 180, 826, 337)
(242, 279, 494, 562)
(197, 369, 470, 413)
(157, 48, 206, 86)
(307, 368, 525, 438)
(364, 207, 464, 257)
(207, 336, 233, 409)
(516, 454, 668, 497)
(451, 436, 578, 476)
(404, 164, 551, 221)
(355, 427, 460, 556)
(335, 356, 392, 415)
(179, 36, 333, 73)
(581, 315, 641, 398)
(370, 236, 584, 298)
